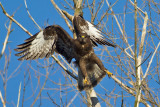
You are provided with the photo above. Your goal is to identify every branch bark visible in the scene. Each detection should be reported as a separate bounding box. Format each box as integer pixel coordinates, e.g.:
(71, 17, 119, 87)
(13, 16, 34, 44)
(0, 91, 6, 107)
(0, 19, 12, 59)
(134, 0, 141, 107)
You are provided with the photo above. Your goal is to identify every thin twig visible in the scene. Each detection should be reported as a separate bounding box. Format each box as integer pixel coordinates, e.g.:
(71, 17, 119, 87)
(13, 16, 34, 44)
(50, 0, 73, 32)
(24, 0, 42, 30)
(0, 2, 32, 36)
(51, 55, 78, 80)
(142, 41, 160, 82)
(0, 91, 6, 107)
(129, 0, 145, 14)
(31, 72, 49, 107)
(59, 55, 78, 75)
(137, 52, 152, 68)
(17, 82, 21, 107)
(124, 45, 134, 59)
(111, 75, 134, 94)
(0, 19, 12, 59)
(47, 92, 60, 107)
(66, 92, 78, 107)
(105, 0, 134, 56)
(111, 75, 151, 106)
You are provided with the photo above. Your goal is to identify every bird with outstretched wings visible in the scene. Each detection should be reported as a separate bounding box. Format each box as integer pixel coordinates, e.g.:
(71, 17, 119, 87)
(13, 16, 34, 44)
(15, 25, 114, 91)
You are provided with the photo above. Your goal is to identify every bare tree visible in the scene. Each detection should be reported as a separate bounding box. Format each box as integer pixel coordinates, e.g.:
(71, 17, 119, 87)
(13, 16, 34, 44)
(0, 0, 159, 107)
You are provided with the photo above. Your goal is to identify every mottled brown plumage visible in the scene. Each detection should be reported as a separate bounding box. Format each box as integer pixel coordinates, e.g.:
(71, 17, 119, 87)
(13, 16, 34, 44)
(71, 34, 111, 91)
(15, 25, 112, 91)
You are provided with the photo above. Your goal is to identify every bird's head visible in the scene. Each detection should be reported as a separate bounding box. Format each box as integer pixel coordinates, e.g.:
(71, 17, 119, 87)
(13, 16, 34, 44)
(78, 33, 90, 44)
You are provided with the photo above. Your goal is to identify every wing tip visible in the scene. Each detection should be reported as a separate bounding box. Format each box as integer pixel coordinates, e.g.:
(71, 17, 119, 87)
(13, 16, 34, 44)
(108, 43, 117, 48)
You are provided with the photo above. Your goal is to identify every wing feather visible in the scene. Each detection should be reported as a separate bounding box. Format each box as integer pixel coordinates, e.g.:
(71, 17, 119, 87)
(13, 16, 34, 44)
(54, 25, 74, 63)
(73, 15, 116, 47)
(15, 27, 57, 60)
(15, 49, 29, 57)
(15, 25, 74, 62)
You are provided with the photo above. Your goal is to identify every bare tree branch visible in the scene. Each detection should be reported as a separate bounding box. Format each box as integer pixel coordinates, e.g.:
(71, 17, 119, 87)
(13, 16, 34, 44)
(62, 10, 73, 22)
(31, 72, 49, 107)
(50, 0, 73, 32)
(105, 0, 134, 56)
(0, 91, 6, 107)
(0, 2, 32, 36)
(142, 41, 160, 82)
(0, 19, 12, 59)
(24, 0, 42, 30)
(129, 0, 145, 14)
(66, 92, 79, 107)
(16, 82, 21, 107)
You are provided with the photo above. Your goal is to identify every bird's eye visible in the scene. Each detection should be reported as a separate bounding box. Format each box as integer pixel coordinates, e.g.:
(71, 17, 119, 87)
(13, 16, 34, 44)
(81, 35, 85, 38)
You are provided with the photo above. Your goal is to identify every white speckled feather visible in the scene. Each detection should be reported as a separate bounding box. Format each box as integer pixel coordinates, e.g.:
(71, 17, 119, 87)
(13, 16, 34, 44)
(85, 21, 103, 39)
(29, 31, 55, 59)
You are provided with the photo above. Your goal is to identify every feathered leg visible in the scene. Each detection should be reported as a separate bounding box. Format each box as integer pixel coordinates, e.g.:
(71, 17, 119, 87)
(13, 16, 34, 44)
(78, 63, 107, 91)
(79, 59, 89, 85)
(91, 54, 113, 77)
(77, 53, 112, 91)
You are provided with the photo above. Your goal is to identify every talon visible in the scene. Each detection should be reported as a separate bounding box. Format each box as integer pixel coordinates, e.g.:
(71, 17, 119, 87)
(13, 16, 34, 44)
(84, 77, 89, 85)
(105, 69, 113, 77)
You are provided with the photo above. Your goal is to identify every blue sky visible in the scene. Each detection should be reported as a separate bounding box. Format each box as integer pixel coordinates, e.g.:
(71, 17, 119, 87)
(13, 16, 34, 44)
(0, 0, 159, 107)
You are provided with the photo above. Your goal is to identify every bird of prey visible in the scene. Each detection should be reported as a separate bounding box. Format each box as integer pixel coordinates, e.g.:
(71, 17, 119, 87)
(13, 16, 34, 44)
(73, 14, 116, 47)
(15, 25, 113, 91)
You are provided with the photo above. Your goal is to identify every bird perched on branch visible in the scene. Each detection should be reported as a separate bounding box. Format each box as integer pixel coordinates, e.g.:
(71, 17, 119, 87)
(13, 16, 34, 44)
(15, 25, 114, 91)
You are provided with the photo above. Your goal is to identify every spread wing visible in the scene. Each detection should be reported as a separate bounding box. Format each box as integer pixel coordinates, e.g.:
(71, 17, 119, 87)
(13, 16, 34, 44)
(73, 15, 116, 47)
(15, 25, 74, 63)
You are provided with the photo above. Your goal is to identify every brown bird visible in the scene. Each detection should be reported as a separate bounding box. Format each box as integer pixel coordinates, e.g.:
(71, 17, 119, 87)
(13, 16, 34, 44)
(73, 34, 113, 91)
(15, 25, 113, 91)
